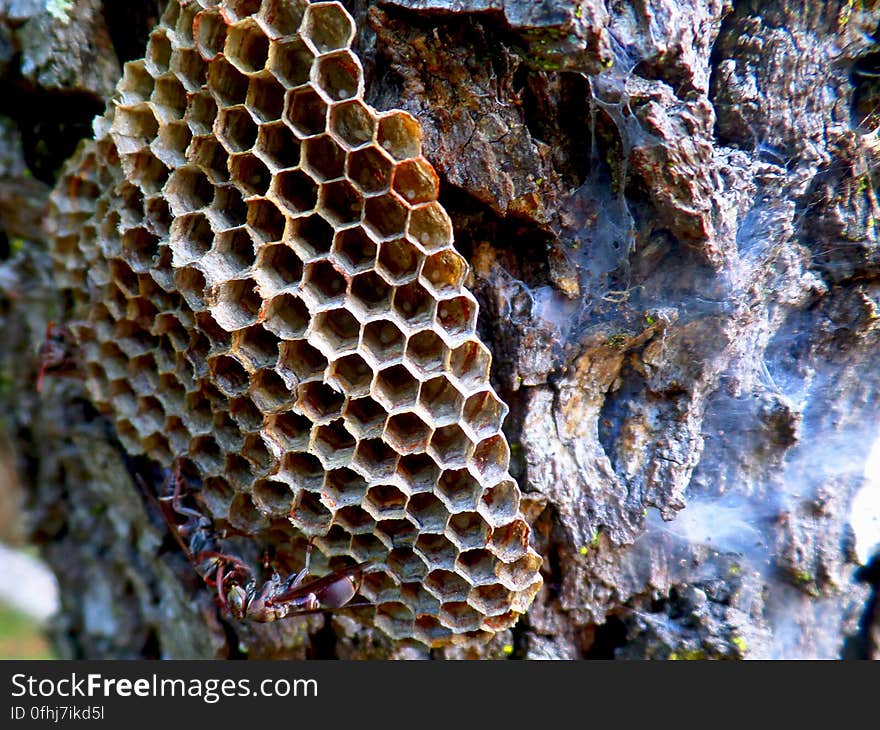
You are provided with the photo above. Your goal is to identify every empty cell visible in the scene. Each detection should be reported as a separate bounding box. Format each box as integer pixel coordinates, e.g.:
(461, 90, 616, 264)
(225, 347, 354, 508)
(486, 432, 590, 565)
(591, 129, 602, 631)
(170, 211, 213, 263)
(241, 432, 273, 472)
(377, 238, 420, 284)
(128, 149, 170, 196)
(296, 381, 344, 422)
(488, 519, 529, 562)
(449, 340, 490, 389)
(259, 0, 307, 38)
(446, 511, 491, 551)
(213, 227, 255, 275)
(151, 74, 188, 123)
(166, 167, 214, 214)
(414, 533, 457, 571)
(352, 438, 398, 479)
(113, 104, 159, 147)
(272, 168, 318, 215)
(109, 258, 139, 297)
(333, 226, 376, 273)
(256, 242, 302, 291)
(437, 468, 481, 513)
(392, 158, 439, 206)
(173, 47, 209, 91)
(284, 87, 327, 137)
(109, 380, 137, 418)
(413, 615, 451, 646)
(359, 570, 398, 603)
(429, 421, 472, 466)
(363, 193, 407, 239)
(302, 2, 354, 53)
(385, 546, 427, 583)
(209, 353, 249, 396)
(374, 364, 418, 411)
(478, 479, 519, 525)
(290, 213, 333, 259)
(188, 135, 229, 184)
(225, 0, 261, 22)
(190, 434, 225, 475)
(405, 329, 447, 377)
(343, 395, 386, 438)
(320, 180, 362, 225)
(216, 106, 258, 153)
(439, 601, 482, 632)
(229, 152, 272, 196)
(313, 419, 357, 466)
(251, 368, 294, 412)
(194, 9, 226, 59)
(263, 292, 308, 338)
(174, 0, 198, 43)
(315, 50, 361, 101)
(364, 484, 407, 520)
(208, 57, 249, 106)
(376, 519, 419, 550)
(349, 534, 387, 563)
(268, 35, 314, 87)
(100, 343, 127, 379)
(246, 197, 285, 241)
(265, 411, 311, 450)
(229, 396, 263, 430)
(470, 434, 509, 484)
(136, 395, 165, 432)
(197, 309, 233, 350)
(147, 29, 172, 74)
(347, 145, 392, 194)
(361, 319, 404, 362)
(253, 478, 295, 516)
(303, 259, 347, 304)
(213, 410, 244, 450)
(118, 61, 154, 104)
(143, 432, 172, 463)
(419, 375, 465, 426)
(225, 20, 269, 74)
(302, 134, 345, 180)
(329, 353, 372, 396)
(202, 474, 235, 516)
(278, 339, 327, 382)
(424, 569, 470, 603)
(187, 92, 218, 135)
(165, 416, 191, 455)
(311, 307, 359, 352)
(229, 492, 271, 533)
(247, 74, 285, 122)
(121, 227, 160, 271)
(421, 249, 466, 297)
(323, 467, 368, 507)
(349, 271, 391, 318)
(407, 202, 453, 253)
(397, 452, 441, 493)
(152, 120, 191, 168)
(184, 329, 211, 376)
(384, 411, 432, 454)
(406, 492, 447, 532)
(377, 111, 421, 161)
(463, 389, 506, 441)
(329, 99, 374, 149)
(213, 183, 249, 228)
(256, 122, 301, 169)
(314, 524, 351, 557)
(213, 277, 262, 329)
(152, 313, 189, 352)
(392, 281, 434, 328)
(455, 549, 497, 586)
(334, 504, 376, 535)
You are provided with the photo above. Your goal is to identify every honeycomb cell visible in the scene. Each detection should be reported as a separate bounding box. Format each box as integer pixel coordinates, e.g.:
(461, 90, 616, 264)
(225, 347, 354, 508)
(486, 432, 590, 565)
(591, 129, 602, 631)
(446, 512, 491, 552)
(259, 0, 307, 38)
(302, 134, 345, 181)
(152, 121, 192, 169)
(225, 0, 261, 23)
(229, 396, 263, 431)
(488, 518, 530, 562)
(393, 282, 435, 329)
(392, 158, 439, 206)
(333, 226, 376, 274)
(350, 534, 386, 563)
(229, 152, 272, 196)
(255, 242, 302, 292)
(209, 353, 249, 396)
(314, 50, 361, 101)
(377, 238, 420, 285)
(478, 479, 520, 527)
(408, 202, 453, 253)
(268, 35, 314, 87)
(283, 452, 324, 491)
(376, 519, 419, 550)
(328, 353, 371, 397)
(329, 100, 375, 149)
(289, 213, 334, 260)
(386, 546, 427, 583)
(350, 271, 392, 318)
(296, 381, 344, 423)
(265, 411, 311, 451)
(363, 193, 407, 239)
(147, 30, 172, 75)
(263, 292, 308, 338)
(406, 492, 447, 532)
(216, 106, 259, 153)
(324, 467, 368, 508)
(311, 307, 359, 354)
(437, 468, 481, 513)
(121, 227, 161, 271)
(208, 56, 250, 106)
(246, 197, 284, 242)
(302, 259, 346, 306)
(166, 167, 214, 214)
(189, 135, 229, 184)
(363, 484, 407, 521)
(302, 2, 355, 53)
(406, 329, 447, 378)
(213, 277, 262, 329)
(252, 478, 295, 516)
(449, 340, 491, 389)
(455, 548, 497, 586)
(213, 227, 256, 276)
(421, 249, 466, 297)
(173, 47, 209, 92)
(313, 418, 357, 467)
(470, 434, 510, 484)
(347, 145, 392, 194)
(194, 9, 226, 60)
(187, 92, 219, 136)
(352, 438, 398, 479)
(278, 338, 327, 382)
(250, 368, 294, 412)
(320, 180, 362, 225)
(374, 602, 415, 641)
(255, 121, 301, 169)
(273, 168, 318, 215)
(118, 62, 153, 105)
(439, 601, 483, 632)
(424, 569, 470, 604)
(314, 524, 351, 556)
(151, 75, 189, 123)
(334, 504, 376, 535)
(284, 86, 327, 138)
(343, 395, 386, 439)
(191, 434, 226, 475)
(377, 111, 421, 161)
(414, 533, 457, 571)
(373, 364, 418, 412)
(359, 569, 398, 603)
(213, 184, 249, 229)
(225, 19, 269, 75)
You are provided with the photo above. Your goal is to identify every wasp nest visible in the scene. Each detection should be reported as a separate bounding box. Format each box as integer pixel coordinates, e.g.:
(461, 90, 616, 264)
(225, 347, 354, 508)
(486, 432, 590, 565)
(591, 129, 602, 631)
(46, 0, 542, 646)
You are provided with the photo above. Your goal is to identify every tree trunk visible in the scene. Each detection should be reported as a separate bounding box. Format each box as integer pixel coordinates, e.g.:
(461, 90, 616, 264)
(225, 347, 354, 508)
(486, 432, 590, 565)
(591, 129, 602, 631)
(0, 0, 878, 659)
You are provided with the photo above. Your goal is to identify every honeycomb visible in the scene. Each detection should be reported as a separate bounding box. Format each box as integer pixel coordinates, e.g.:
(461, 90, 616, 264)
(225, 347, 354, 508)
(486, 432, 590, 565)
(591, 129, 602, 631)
(46, 0, 542, 647)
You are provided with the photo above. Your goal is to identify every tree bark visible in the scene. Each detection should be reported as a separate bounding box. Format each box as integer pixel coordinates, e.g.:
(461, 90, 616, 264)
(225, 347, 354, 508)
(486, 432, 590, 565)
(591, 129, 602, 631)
(0, 0, 878, 659)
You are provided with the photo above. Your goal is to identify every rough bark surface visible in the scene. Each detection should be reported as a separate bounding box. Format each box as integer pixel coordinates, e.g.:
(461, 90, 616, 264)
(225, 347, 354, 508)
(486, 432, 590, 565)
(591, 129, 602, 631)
(0, 0, 878, 659)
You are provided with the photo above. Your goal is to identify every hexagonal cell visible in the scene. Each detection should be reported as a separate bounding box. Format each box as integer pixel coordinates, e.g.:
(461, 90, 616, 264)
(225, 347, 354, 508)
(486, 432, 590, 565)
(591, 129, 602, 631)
(373, 364, 418, 412)
(359, 569, 398, 603)
(446, 511, 491, 552)
(323, 467, 368, 508)
(183, 386, 214, 434)
(284, 86, 327, 138)
(212, 183, 249, 228)
(413, 615, 452, 646)
(187, 91, 218, 135)
(439, 601, 483, 632)
(151, 120, 191, 169)
(462, 389, 507, 442)
(165, 416, 191, 455)
(347, 145, 393, 194)
(313, 418, 357, 467)
(229, 152, 272, 196)
(314, 524, 351, 557)
(109, 379, 137, 418)
(376, 238, 420, 285)
(166, 167, 214, 215)
(328, 99, 374, 149)
(424, 568, 471, 604)
(488, 518, 529, 562)
(392, 158, 439, 206)
(134, 395, 165, 434)
(311, 307, 359, 354)
(283, 452, 325, 491)
(264, 411, 311, 451)
(225, 0, 261, 22)
(361, 319, 404, 363)
(188, 135, 229, 184)
(363, 193, 408, 240)
(376, 519, 419, 550)
(225, 20, 269, 74)
(254, 243, 302, 294)
(213, 277, 262, 329)
(349, 271, 392, 319)
(302, 259, 347, 306)
(153, 313, 189, 352)
(259, 0, 307, 38)
(351, 438, 398, 480)
(190, 434, 225, 475)
(173, 47, 209, 91)
(414, 533, 457, 571)
(229, 395, 263, 431)
(342, 396, 385, 440)
(302, 134, 345, 181)
(321, 180, 363, 226)
(289, 490, 333, 535)
(151, 74, 188, 122)
(478, 479, 520, 526)
(437, 468, 482, 513)
(194, 9, 226, 59)
(302, 2, 355, 53)
(314, 50, 361, 101)
(330, 226, 376, 275)
(455, 548, 497, 586)
(377, 111, 421, 161)
(113, 103, 158, 149)
(278, 339, 327, 382)
(496, 551, 542, 592)
(268, 35, 314, 87)
(408, 203, 453, 254)
(118, 61, 153, 104)
(406, 492, 447, 532)
(174, 0, 198, 41)
(392, 281, 434, 329)
(255, 121, 300, 170)
(383, 411, 432, 457)
(419, 375, 465, 427)
(289, 213, 334, 260)
(252, 478, 295, 516)
(263, 292, 308, 339)
(334, 504, 376, 535)
(328, 353, 372, 397)
(385, 546, 427, 583)
(272, 168, 318, 215)
(216, 106, 258, 153)
(449, 340, 491, 390)
(350, 534, 387, 564)
(169, 211, 212, 264)
(246, 197, 285, 241)
(147, 29, 172, 74)
(406, 329, 447, 378)
(207, 56, 249, 106)
(127, 149, 171, 196)
(397, 453, 440, 494)
(121, 227, 161, 271)
(362, 484, 407, 522)
(421, 249, 466, 298)
(374, 601, 415, 640)
(250, 367, 294, 412)
(470, 434, 509, 484)
(213, 226, 256, 276)
(296, 381, 344, 422)
(208, 353, 249, 396)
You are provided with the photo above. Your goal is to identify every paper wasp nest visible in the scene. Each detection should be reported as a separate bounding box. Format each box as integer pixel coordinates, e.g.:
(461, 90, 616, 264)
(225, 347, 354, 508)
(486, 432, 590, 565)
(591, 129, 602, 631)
(46, 0, 542, 647)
